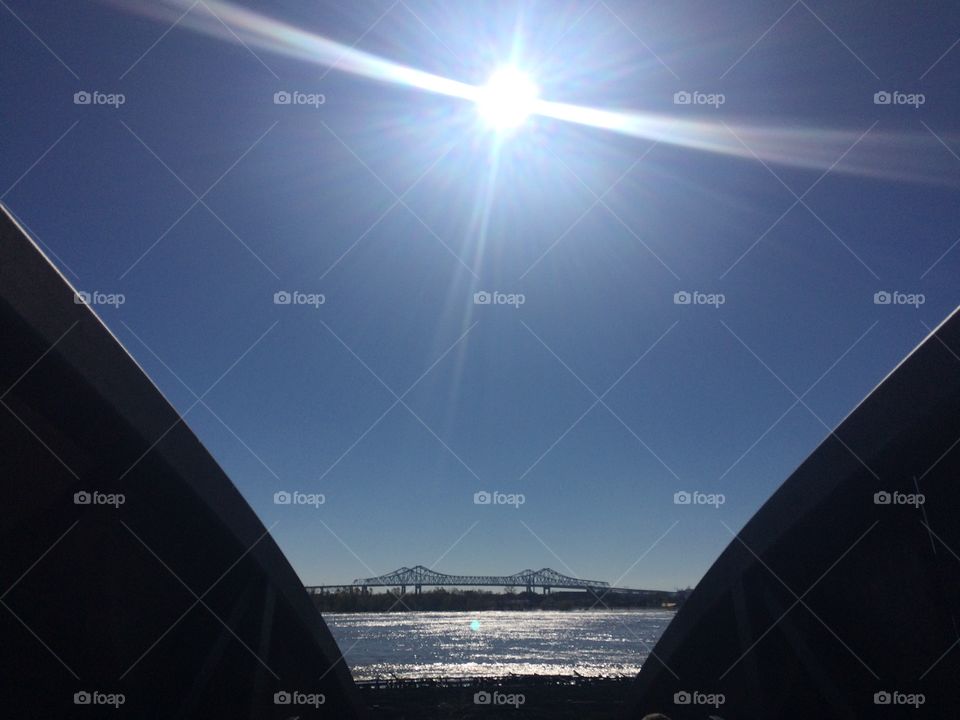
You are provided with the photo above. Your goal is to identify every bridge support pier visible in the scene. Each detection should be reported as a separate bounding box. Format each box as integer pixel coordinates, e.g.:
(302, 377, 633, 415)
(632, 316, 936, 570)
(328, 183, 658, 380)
(415, 584, 421, 595)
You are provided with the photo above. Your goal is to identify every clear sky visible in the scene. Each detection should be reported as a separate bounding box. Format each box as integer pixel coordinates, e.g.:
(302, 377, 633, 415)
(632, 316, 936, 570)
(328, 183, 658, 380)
(2, 0, 958, 591)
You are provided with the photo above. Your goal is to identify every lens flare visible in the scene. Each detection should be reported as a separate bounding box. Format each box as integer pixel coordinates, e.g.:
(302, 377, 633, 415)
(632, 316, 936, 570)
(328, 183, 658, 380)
(476, 67, 539, 130)
(110, 0, 955, 183)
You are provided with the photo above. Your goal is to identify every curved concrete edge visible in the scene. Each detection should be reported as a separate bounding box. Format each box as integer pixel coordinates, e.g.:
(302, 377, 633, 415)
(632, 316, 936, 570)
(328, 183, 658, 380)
(0, 204, 368, 718)
(628, 305, 960, 719)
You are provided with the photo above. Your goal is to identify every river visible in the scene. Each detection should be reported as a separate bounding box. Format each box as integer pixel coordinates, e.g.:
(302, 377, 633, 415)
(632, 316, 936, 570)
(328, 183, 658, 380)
(324, 609, 674, 680)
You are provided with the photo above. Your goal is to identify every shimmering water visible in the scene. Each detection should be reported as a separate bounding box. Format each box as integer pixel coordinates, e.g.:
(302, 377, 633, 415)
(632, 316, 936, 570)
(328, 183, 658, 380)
(324, 609, 674, 680)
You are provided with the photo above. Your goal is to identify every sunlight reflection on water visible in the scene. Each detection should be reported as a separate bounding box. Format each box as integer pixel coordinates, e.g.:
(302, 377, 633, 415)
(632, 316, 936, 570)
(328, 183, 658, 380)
(325, 609, 674, 680)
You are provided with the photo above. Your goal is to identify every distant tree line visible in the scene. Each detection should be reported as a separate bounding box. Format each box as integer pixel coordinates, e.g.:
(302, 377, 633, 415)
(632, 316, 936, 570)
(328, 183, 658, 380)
(310, 587, 687, 613)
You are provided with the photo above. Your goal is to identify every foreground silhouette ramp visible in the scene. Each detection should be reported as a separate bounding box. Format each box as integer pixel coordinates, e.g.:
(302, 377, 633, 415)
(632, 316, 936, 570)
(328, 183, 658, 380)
(0, 205, 365, 718)
(628, 308, 960, 719)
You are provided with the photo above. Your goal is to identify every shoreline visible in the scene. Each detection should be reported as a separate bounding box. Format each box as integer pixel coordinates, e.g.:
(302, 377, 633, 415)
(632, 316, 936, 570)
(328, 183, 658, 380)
(324, 606, 677, 614)
(358, 674, 637, 688)
(351, 667, 644, 683)
(357, 674, 637, 719)
(311, 589, 685, 613)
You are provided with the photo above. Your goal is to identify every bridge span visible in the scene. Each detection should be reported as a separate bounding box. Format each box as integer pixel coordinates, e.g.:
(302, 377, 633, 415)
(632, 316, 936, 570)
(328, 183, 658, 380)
(305, 565, 660, 596)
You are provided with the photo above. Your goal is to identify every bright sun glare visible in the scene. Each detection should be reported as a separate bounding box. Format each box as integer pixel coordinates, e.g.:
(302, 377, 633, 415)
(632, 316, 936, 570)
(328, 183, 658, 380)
(476, 66, 539, 130)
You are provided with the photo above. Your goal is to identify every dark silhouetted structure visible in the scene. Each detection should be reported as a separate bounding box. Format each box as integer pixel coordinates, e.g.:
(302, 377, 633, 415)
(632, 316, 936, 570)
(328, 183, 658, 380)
(308, 565, 629, 594)
(0, 205, 365, 717)
(629, 307, 960, 718)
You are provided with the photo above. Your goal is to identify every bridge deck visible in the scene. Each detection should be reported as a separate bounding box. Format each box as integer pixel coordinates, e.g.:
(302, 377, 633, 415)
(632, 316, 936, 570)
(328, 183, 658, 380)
(303, 566, 664, 594)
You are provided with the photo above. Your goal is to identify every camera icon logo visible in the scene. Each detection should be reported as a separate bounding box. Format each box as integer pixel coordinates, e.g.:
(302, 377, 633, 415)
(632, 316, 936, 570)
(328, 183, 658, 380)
(73, 291, 91, 304)
(474, 491, 492, 505)
(873, 91, 892, 105)
(74, 691, 92, 704)
(873, 491, 891, 505)
(473, 291, 492, 305)
(274, 91, 292, 105)
(74, 490, 92, 505)
(274, 491, 292, 505)
(74, 91, 91, 105)
(473, 691, 491, 705)
(274, 690, 292, 704)
(673, 91, 692, 105)
(673, 690, 692, 704)
(274, 291, 291, 305)
(674, 291, 691, 305)
(874, 691, 892, 705)
(674, 491, 691, 505)
(873, 291, 891, 305)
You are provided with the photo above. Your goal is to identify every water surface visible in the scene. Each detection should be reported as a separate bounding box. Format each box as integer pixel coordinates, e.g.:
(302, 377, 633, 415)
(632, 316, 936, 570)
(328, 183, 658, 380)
(324, 609, 674, 680)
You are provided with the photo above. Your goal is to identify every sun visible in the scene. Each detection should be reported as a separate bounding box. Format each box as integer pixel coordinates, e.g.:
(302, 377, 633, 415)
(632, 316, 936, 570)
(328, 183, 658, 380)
(476, 66, 539, 130)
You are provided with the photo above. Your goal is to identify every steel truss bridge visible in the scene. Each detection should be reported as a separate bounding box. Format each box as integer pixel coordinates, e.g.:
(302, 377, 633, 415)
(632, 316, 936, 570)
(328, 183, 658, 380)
(305, 565, 658, 596)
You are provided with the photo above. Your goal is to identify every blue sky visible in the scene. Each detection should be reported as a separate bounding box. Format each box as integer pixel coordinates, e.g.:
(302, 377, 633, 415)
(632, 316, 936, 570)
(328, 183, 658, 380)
(2, 0, 958, 590)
